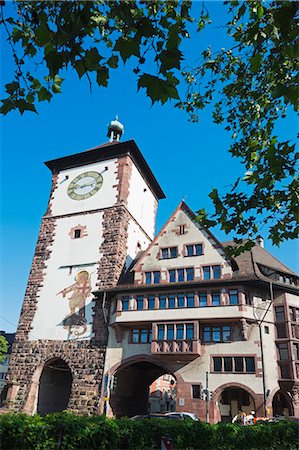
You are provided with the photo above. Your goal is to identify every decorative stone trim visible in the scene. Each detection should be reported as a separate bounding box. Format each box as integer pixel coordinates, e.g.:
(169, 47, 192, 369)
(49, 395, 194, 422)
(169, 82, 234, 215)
(68, 224, 88, 239)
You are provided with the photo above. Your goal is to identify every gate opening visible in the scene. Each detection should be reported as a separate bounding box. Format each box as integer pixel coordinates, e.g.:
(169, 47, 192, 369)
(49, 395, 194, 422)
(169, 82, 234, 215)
(37, 358, 72, 415)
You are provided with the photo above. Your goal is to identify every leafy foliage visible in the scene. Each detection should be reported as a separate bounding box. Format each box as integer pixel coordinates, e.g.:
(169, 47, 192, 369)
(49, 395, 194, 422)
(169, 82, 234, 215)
(0, 1, 193, 114)
(0, 413, 298, 450)
(0, 335, 8, 363)
(178, 1, 298, 248)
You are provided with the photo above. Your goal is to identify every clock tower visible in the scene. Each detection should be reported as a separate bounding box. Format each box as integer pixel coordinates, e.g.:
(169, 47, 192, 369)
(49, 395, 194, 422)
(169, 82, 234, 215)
(6, 119, 165, 414)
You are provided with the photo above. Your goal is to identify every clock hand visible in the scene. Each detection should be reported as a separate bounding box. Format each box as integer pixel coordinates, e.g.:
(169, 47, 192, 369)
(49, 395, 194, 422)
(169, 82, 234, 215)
(74, 182, 95, 189)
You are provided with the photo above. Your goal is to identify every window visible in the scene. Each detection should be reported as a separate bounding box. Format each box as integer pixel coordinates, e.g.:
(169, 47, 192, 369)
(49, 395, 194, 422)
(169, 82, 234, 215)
(199, 293, 207, 307)
(178, 294, 185, 308)
(213, 356, 255, 373)
(168, 294, 176, 308)
(276, 323, 287, 338)
(277, 343, 289, 360)
(186, 243, 203, 257)
(145, 271, 161, 285)
(168, 268, 194, 282)
(136, 296, 144, 310)
(202, 325, 231, 342)
(214, 357, 222, 372)
(212, 265, 221, 279)
(192, 385, 201, 399)
(203, 266, 211, 280)
(228, 290, 238, 305)
(264, 326, 269, 334)
(279, 362, 291, 379)
(212, 292, 220, 306)
(234, 357, 244, 372)
(275, 307, 285, 321)
(186, 293, 194, 308)
(131, 328, 152, 343)
(159, 295, 167, 309)
(167, 325, 174, 340)
(157, 323, 195, 341)
(74, 229, 81, 239)
(289, 307, 299, 323)
(148, 295, 155, 310)
(293, 343, 299, 360)
(122, 297, 129, 311)
(161, 247, 178, 259)
(179, 224, 186, 235)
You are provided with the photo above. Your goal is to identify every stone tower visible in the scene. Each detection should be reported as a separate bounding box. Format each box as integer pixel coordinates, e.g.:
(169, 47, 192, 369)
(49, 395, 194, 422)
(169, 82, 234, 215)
(6, 122, 164, 414)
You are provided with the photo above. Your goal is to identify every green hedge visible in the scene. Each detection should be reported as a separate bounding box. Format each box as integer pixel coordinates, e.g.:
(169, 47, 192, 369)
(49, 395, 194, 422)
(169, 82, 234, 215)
(0, 412, 298, 449)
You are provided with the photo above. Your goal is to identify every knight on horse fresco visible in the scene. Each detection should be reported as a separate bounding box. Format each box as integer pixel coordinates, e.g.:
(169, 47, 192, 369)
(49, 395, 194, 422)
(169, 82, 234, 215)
(57, 270, 92, 336)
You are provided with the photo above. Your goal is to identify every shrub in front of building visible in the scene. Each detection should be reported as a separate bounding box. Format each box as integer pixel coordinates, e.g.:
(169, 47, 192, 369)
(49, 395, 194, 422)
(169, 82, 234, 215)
(0, 413, 298, 449)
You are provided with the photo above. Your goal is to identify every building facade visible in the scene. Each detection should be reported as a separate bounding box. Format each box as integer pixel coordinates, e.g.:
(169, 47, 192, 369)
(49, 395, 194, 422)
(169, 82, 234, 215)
(5, 127, 299, 422)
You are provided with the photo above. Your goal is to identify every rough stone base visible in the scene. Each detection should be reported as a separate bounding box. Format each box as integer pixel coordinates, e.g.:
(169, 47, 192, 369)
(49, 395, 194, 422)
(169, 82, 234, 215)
(6, 339, 106, 415)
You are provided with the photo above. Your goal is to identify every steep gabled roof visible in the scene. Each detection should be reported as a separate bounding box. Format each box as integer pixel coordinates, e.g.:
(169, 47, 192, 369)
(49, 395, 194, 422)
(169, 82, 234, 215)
(132, 200, 236, 272)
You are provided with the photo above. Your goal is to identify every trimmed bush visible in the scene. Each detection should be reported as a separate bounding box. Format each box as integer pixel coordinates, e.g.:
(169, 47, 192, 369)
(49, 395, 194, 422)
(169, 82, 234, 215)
(0, 413, 298, 449)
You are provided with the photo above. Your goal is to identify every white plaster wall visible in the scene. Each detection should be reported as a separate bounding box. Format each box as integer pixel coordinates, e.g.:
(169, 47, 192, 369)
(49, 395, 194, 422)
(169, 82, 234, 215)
(29, 212, 104, 341)
(135, 208, 232, 282)
(125, 219, 152, 270)
(285, 292, 299, 307)
(51, 159, 118, 217)
(126, 164, 157, 239)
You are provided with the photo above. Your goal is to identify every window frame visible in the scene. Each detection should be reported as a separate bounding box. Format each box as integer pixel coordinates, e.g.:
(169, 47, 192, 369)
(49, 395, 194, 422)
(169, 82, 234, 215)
(212, 355, 256, 373)
(160, 246, 178, 259)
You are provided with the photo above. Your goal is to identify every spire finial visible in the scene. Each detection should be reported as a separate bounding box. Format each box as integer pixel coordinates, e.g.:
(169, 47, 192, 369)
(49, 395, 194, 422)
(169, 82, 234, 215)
(107, 116, 124, 142)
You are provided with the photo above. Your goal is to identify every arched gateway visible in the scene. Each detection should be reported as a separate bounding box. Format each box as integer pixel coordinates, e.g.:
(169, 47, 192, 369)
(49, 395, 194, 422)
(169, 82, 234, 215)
(108, 357, 176, 418)
(37, 358, 72, 415)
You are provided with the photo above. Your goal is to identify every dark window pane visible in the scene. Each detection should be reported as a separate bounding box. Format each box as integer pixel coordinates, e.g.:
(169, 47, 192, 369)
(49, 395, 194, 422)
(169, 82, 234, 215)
(145, 272, 152, 285)
(149, 329, 152, 342)
(192, 385, 201, 399)
(186, 324, 194, 340)
(153, 271, 160, 284)
(170, 247, 177, 258)
(169, 270, 176, 282)
(235, 357, 244, 372)
(203, 327, 210, 342)
(158, 325, 164, 340)
(168, 295, 176, 308)
(278, 343, 289, 360)
(140, 329, 149, 343)
(136, 296, 144, 310)
(280, 363, 291, 379)
(186, 245, 193, 256)
(275, 307, 285, 321)
(199, 294, 207, 307)
(178, 294, 185, 308)
(186, 268, 194, 281)
(212, 327, 221, 342)
(148, 296, 155, 310)
(212, 293, 220, 306)
(222, 326, 231, 342)
(122, 297, 129, 311)
(159, 295, 167, 309)
(224, 357, 233, 372)
(229, 290, 238, 305)
(195, 244, 203, 255)
(74, 229, 81, 239)
(186, 293, 194, 308)
(178, 269, 185, 282)
(203, 266, 210, 280)
(276, 323, 287, 338)
(212, 265, 221, 279)
(176, 324, 184, 340)
(214, 357, 222, 372)
(245, 357, 255, 373)
(167, 325, 174, 340)
(161, 248, 169, 259)
(132, 329, 139, 343)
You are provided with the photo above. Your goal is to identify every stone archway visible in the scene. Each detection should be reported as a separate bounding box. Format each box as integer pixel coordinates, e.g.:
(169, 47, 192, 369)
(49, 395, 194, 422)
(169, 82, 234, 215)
(36, 358, 72, 415)
(214, 383, 257, 423)
(272, 390, 293, 417)
(107, 355, 178, 418)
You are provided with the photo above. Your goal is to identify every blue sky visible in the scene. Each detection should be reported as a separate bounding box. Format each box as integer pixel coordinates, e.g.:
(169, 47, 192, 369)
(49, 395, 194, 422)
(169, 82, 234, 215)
(1, 2, 298, 333)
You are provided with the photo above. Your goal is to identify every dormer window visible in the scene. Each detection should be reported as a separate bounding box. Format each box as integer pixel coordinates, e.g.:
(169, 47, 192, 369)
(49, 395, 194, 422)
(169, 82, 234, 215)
(161, 247, 178, 259)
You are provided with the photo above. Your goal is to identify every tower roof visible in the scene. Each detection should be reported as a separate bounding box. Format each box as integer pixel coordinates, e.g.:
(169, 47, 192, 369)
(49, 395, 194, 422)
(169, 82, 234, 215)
(44, 139, 165, 200)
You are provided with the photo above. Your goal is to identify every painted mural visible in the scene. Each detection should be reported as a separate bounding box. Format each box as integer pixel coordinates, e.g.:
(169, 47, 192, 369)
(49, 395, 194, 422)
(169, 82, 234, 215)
(57, 270, 92, 337)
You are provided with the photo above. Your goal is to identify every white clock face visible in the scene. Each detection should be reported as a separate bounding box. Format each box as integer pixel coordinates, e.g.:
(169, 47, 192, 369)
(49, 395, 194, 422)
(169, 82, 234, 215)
(67, 171, 103, 200)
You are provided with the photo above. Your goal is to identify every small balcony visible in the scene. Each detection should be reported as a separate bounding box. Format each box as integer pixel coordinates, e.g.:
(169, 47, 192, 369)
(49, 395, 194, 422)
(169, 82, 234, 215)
(151, 339, 201, 360)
